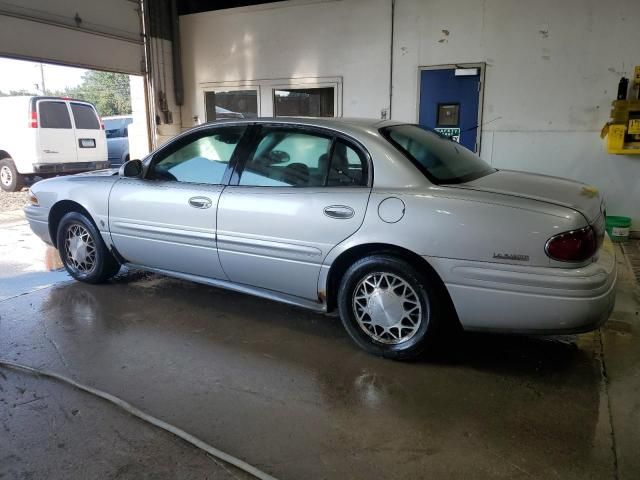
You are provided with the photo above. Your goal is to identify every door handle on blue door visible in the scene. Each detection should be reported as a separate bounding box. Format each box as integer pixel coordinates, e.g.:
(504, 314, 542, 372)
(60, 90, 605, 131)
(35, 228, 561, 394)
(323, 205, 355, 219)
(189, 197, 212, 209)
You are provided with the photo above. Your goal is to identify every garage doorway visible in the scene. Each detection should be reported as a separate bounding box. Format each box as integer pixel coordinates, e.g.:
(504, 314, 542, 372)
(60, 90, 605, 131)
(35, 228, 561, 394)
(417, 63, 485, 153)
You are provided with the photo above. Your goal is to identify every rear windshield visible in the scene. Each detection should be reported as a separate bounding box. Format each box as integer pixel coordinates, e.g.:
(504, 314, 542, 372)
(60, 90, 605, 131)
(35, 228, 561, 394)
(71, 103, 100, 129)
(39, 101, 71, 129)
(380, 124, 495, 184)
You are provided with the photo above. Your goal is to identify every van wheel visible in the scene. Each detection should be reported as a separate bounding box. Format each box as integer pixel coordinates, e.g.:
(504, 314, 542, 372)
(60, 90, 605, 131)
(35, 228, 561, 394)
(57, 211, 120, 283)
(0, 158, 24, 192)
(337, 255, 442, 360)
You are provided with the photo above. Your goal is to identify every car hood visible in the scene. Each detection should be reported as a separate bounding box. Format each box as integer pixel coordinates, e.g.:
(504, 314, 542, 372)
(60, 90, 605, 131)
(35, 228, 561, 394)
(453, 169, 603, 222)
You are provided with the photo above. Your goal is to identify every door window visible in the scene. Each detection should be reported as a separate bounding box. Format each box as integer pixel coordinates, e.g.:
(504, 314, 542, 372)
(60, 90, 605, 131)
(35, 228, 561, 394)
(326, 140, 367, 187)
(149, 126, 246, 185)
(39, 101, 72, 129)
(239, 129, 331, 187)
(71, 103, 100, 129)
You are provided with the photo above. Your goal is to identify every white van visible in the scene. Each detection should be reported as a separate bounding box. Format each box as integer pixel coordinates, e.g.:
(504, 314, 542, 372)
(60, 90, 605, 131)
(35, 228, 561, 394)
(0, 96, 108, 192)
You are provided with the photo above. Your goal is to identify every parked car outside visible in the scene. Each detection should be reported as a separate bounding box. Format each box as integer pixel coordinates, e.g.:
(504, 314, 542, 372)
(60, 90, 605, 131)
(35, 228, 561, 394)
(24, 118, 617, 359)
(0, 96, 108, 192)
(104, 115, 133, 167)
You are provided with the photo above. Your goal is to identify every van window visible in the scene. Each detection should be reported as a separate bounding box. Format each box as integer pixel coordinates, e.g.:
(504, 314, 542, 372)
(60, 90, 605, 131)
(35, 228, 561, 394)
(71, 103, 100, 130)
(39, 101, 72, 129)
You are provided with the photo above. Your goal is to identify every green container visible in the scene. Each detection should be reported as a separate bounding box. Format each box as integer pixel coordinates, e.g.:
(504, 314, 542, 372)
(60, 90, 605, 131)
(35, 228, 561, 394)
(605, 215, 631, 242)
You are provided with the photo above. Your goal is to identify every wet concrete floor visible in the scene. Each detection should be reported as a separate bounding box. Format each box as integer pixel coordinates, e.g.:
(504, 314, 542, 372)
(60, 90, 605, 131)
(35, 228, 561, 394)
(1, 214, 639, 479)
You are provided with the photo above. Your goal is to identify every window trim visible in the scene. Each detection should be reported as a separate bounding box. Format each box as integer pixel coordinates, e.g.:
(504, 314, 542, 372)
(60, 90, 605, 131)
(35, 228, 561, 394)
(229, 123, 372, 188)
(143, 124, 250, 186)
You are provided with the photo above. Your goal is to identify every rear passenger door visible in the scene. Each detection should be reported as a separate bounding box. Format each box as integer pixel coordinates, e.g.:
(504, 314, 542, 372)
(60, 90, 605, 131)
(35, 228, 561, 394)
(69, 102, 105, 164)
(37, 100, 76, 164)
(216, 125, 371, 301)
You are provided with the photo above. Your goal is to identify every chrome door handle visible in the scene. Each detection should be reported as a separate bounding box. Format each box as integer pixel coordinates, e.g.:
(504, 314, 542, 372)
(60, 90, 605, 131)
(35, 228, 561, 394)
(323, 205, 355, 219)
(188, 196, 212, 209)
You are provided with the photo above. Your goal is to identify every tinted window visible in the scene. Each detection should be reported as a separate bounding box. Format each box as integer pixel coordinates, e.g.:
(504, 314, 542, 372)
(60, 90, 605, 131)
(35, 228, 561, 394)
(150, 126, 245, 184)
(327, 140, 367, 187)
(39, 101, 71, 129)
(381, 124, 495, 184)
(105, 119, 124, 138)
(273, 88, 334, 117)
(71, 103, 100, 129)
(205, 90, 257, 121)
(239, 129, 331, 187)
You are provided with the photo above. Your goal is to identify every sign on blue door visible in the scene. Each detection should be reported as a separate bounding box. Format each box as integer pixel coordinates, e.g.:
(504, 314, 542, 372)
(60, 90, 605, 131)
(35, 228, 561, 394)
(418, 68, 481, 152)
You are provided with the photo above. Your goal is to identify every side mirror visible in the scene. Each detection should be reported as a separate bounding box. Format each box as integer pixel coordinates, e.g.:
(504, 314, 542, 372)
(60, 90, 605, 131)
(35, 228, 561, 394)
(119, 159, 143, 178)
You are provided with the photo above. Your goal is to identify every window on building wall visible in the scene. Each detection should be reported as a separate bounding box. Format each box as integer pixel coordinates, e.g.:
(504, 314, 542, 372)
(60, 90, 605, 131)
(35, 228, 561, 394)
(205, 90, 258, 121)
(273, 87, 335, 117)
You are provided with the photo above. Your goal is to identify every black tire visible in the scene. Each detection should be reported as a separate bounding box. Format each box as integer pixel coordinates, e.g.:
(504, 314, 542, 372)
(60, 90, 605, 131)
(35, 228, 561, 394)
(337, 254, 443, 360)
(57, 211, 120, 284)
(0, 158, 24, 192)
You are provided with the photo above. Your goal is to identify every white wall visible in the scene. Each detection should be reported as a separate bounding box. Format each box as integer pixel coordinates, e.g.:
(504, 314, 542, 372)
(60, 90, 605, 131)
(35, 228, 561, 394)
(180, 0, 392, 126)
(393, 0, 640, 228)
(180, 0, 640, 229)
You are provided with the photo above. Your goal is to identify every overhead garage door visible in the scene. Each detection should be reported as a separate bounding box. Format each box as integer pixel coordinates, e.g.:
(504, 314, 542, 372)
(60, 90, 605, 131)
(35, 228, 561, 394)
(0, 0, 144, 74)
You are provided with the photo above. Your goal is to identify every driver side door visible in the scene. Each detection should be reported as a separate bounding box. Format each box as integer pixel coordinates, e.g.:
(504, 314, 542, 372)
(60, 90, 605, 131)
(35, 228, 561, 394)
(108, 125, 248, 279)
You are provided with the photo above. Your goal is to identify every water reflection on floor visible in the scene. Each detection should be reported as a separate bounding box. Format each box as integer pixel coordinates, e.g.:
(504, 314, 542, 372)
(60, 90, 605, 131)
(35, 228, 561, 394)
(0, 218, 69, 300)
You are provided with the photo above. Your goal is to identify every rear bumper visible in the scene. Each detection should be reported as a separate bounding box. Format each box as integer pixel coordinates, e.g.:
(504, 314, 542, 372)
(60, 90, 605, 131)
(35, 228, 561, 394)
(427, 236, 617, 334)
(33, 161, 110, 174)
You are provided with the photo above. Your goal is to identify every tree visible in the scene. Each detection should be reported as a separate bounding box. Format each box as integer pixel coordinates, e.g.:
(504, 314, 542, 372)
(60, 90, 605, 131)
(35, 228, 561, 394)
(65, 71, 131, 117)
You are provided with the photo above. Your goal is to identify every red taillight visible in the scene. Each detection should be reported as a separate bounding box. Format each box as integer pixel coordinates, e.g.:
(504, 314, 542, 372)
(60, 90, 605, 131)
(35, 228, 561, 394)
(101, 122, 105, 130)
(29, 110, 38, 128)
(545, 226, 597, 262)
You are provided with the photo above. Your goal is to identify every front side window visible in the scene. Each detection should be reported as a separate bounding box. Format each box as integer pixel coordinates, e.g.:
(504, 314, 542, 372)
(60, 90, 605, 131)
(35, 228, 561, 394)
(71, 103, 100, 129)
(273, 88, 334, 117)
(149, 126, 246, 184)
(39, 101, 71, 129)
(239, 129, 331, 187)
(381, 124, 495, 184)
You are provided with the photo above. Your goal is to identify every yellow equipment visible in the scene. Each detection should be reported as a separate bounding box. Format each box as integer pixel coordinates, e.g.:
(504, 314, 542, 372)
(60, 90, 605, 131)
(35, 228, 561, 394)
(602, 66, 640, 155)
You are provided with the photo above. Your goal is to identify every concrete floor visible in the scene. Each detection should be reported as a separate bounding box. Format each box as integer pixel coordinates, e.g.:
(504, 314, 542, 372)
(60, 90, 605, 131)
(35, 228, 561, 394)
(1, 211, 639, 480)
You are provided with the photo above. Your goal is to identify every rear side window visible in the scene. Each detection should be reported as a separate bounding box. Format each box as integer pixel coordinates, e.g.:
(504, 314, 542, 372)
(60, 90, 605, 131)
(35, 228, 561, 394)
(39, 101, 71, 129)
(71, 103, 100, 129)
(326, 140, 367, 187)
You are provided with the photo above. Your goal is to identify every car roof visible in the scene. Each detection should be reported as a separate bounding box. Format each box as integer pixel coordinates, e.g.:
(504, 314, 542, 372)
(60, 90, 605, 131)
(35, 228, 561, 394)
(201, 116, 406, 137)
(103, 115, 133, 120)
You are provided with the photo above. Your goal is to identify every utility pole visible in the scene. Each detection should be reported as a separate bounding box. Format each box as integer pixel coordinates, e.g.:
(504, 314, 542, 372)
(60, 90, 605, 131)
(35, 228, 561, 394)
(39, 63, 46, 95)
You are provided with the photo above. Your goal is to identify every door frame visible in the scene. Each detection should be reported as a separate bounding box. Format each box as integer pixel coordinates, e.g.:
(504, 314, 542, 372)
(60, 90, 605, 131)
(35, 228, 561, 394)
(416, 63, 486, 154)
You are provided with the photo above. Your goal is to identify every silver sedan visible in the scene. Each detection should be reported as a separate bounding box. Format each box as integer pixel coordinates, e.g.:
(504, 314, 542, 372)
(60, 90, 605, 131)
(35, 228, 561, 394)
(24, 118, 617, 359)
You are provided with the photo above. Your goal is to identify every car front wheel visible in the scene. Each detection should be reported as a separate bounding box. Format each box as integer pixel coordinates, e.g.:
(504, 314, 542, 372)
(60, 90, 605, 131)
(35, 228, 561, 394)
(338, 255, 442, 360)
(57, 211, 120, 283)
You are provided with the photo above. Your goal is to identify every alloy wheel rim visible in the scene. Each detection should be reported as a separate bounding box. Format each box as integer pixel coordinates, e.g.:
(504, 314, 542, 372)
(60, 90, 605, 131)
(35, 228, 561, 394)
(65, 224, 97, 274)
(352, 272, 422, 345)
(0, 165, 12, 186)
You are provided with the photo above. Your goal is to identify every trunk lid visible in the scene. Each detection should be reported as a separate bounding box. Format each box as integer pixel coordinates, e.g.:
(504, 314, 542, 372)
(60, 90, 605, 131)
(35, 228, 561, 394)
(455, 169, 604, 222)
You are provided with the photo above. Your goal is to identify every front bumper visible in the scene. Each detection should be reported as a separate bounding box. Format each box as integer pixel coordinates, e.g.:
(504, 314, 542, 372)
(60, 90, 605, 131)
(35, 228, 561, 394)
(427, 236, 618, 334)
(33, 161, 110, 175)
(24, 205, 52, 245)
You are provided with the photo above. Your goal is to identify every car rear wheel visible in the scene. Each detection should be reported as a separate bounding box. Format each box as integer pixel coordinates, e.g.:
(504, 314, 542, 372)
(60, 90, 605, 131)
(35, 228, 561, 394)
(338, 254, 442, 360)
(57, 211, 120, 283)
(0, 158, 24, 192)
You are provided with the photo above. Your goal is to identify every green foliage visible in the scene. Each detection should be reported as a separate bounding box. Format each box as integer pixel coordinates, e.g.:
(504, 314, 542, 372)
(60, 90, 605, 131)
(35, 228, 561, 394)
(64, 71, 132, 117)
(0, 71, 131, 117)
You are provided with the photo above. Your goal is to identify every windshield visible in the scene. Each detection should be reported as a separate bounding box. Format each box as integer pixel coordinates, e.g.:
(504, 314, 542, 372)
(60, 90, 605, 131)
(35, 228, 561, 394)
(380, 125, 495, 184)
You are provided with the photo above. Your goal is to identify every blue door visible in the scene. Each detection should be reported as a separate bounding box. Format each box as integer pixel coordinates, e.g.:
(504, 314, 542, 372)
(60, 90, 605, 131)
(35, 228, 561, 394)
(418, 68, 481, 152)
